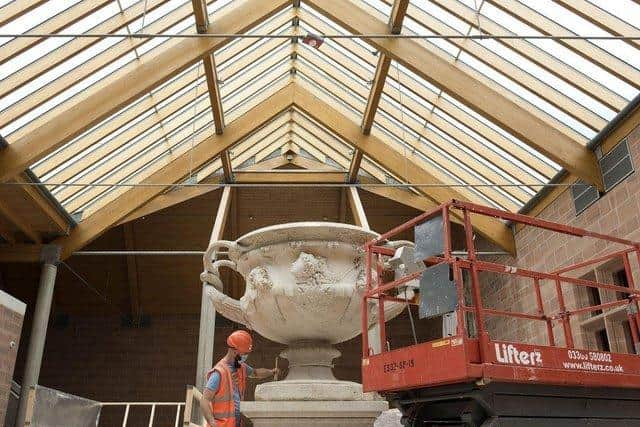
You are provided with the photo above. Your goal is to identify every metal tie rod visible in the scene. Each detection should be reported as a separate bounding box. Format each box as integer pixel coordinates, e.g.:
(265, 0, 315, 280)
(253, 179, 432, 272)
(1, 33, 639, 40)
(72, 250, 508, 256)
(73, 250, 207, 256)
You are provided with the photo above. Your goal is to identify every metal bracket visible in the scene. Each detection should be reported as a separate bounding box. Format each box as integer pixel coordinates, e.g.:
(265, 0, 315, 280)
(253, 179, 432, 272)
(39, 244, 61, 265)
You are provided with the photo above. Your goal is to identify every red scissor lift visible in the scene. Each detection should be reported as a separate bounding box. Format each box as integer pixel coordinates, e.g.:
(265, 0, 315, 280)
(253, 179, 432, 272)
(362, 200, 640, 426)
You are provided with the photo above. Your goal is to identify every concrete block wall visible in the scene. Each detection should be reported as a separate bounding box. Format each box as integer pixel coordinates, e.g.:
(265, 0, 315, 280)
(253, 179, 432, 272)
(482, 124, 640, 350)
(0, 290, 25, 425)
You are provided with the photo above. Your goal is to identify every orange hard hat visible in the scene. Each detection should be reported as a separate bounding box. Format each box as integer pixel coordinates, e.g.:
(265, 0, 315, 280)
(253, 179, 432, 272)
(227, 330, 253, 353)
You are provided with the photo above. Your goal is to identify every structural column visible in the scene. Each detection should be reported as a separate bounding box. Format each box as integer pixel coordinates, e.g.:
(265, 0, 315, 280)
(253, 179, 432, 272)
(15, 245, 61, 427)
(346, 188, 381, 354)
(196, 187, 233, 390)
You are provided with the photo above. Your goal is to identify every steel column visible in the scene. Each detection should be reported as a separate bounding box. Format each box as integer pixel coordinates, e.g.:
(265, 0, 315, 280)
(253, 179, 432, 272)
(15, 245, 60, 427)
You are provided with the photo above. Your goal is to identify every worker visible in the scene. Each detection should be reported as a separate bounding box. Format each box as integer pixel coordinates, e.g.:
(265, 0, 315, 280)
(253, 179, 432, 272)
(200, 330, 278, 427)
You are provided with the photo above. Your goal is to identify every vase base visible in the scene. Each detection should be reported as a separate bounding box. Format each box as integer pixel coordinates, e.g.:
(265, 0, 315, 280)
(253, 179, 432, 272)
(255, 379, 376, 401)
(241, 400, 389, 427)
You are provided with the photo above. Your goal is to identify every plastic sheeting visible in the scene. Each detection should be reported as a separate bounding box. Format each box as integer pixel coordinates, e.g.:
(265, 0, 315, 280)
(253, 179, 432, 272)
(29, 385, 101, 427)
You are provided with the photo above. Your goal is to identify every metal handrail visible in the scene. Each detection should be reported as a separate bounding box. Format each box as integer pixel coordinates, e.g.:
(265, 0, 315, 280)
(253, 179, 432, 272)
(100, 402, 184, 427)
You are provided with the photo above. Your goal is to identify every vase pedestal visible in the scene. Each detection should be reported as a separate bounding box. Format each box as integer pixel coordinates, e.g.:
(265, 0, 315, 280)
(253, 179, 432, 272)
(243, 341, 387, 426)
(241, 400, 388, 427)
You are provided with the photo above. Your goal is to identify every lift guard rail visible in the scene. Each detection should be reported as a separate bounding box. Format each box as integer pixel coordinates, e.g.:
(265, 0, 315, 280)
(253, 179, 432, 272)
(361, 200, 640, 393)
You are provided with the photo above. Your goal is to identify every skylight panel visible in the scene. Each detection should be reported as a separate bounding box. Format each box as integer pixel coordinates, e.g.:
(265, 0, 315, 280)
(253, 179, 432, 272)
(587, 0, 640, 28)
(0, 3, 121, 80)
(299, 2, 372, 52)
(472, 34, 616, 121)
(0, 0, 82, 44)
(1, 49, 138, 137)
(221, 53, 290, 100)
(439, 91, 561, 171)
(296, 56, 368, 115)
(224, 73, 290, 123)
(456, 50, 595, 139)
(481, 2, 638, 100)
(298, 42, 371, 87)
(521, 0, 640, 70)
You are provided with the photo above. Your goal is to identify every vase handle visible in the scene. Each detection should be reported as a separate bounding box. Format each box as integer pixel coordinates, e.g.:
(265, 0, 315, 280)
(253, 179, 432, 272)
(200, 240, 250, 327)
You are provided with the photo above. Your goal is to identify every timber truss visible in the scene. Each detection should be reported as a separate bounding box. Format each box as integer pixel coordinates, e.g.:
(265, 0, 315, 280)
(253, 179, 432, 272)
(0, 0, 639, 259)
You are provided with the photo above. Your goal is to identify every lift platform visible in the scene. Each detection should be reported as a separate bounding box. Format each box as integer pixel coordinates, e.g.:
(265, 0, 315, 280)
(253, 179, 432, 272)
(361, 200, 640, 426)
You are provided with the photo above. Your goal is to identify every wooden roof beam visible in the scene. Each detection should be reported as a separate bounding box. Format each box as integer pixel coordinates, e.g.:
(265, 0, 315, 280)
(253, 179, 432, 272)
(292, 84, 516, 254)
(0, 244, 43, 263)
(234, 170, 346, 183)
(13, 174, 71, 235)
(0, 204, 41, 244)
(357, 0, 409, 182)
(305, 0, 604, 191)
(191, 0, 225, 134)
(0, 0, 289, 183)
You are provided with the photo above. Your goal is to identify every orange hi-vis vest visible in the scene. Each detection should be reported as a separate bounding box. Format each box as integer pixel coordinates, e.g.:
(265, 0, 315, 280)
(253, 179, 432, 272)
(206, 358, 248, 427)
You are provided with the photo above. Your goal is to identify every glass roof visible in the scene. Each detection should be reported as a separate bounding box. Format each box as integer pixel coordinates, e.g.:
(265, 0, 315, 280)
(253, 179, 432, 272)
(0, 0, 638, 219)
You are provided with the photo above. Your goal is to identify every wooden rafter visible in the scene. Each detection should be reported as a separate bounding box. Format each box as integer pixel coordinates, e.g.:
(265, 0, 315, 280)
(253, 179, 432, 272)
(0, 0, 289, 184)
(305, 0, 603, 191)
(52, 84, 293, 259)
(0, 203, 41, 244)
(486, 0, 640, 89)
(13, 174, 70, 235)
(292, 84, 515, 253)
(361, 56, 392, 135)
(356, 0, 409, 182)
(191, 0, 225, 134)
